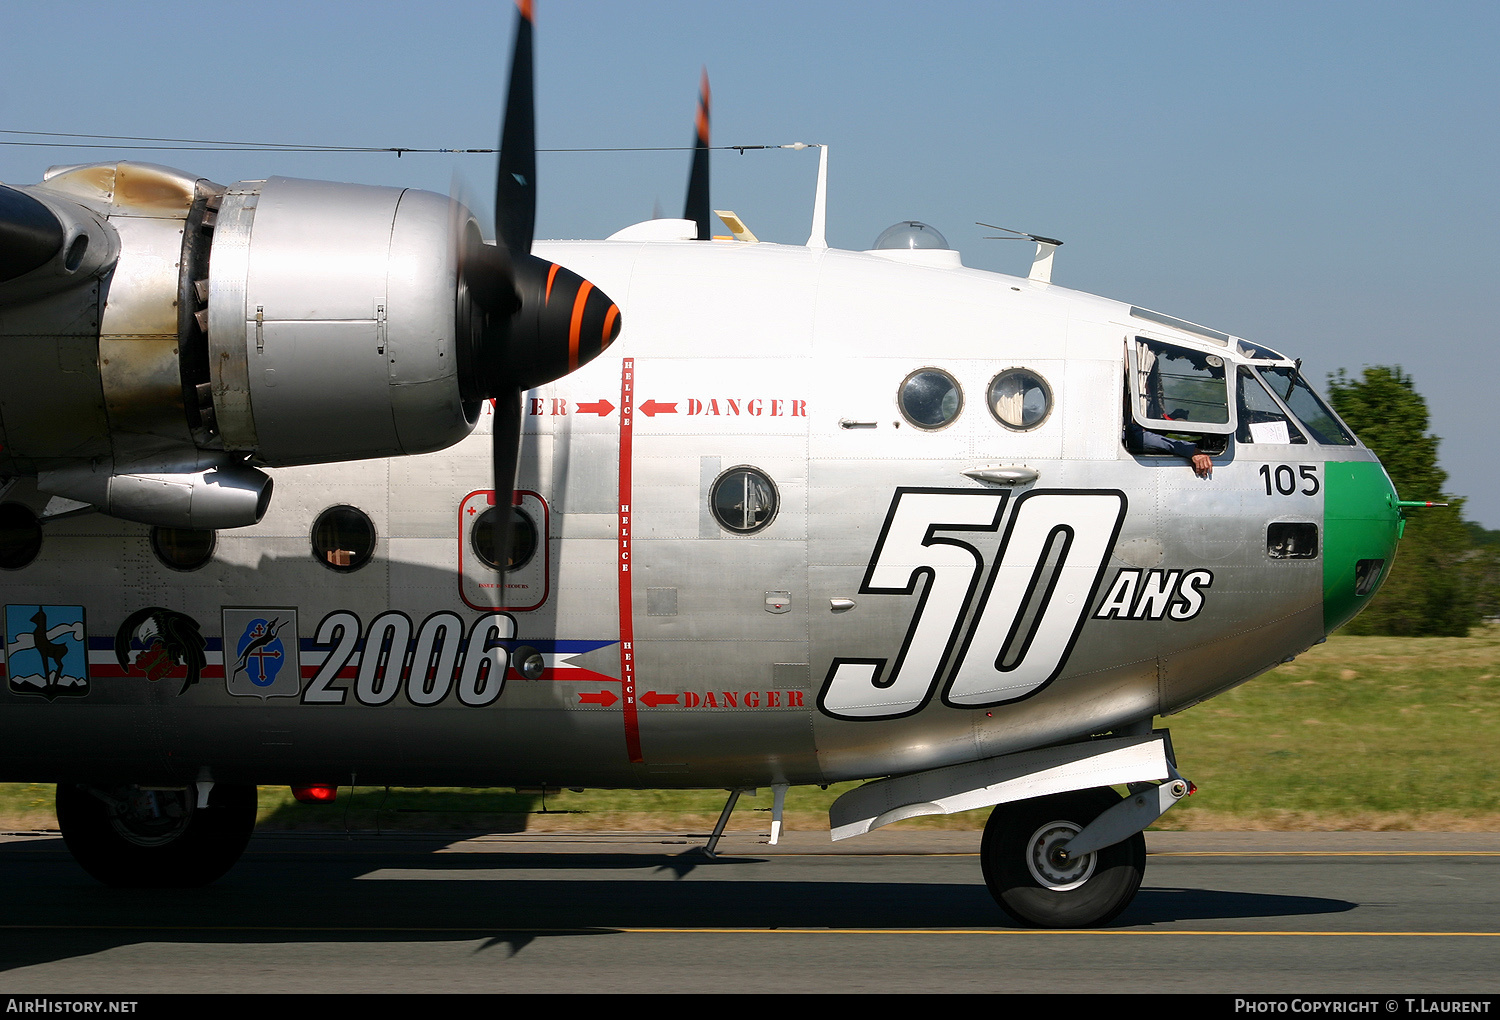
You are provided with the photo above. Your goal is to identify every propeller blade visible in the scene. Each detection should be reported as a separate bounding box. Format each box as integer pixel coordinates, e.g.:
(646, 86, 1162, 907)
(491, 388, 524, 590)
(495, 0, 536, 257)
(460, 0, 621, 542)
(684, 69, 711, 240)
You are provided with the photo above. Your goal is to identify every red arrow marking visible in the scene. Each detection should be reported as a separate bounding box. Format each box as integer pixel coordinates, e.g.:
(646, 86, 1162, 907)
(638, 399, 678, 417)
(640, 691, 679, 708)
(576, 398, 615, 416)
(578, 690, 619, 707)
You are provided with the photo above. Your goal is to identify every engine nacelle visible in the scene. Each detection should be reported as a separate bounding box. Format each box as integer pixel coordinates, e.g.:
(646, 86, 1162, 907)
(205, 175, 478, 466)
(0, 162, 487, 528)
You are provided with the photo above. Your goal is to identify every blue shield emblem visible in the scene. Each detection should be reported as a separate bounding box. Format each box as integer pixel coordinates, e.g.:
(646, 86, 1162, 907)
(223, 608, 301, 699)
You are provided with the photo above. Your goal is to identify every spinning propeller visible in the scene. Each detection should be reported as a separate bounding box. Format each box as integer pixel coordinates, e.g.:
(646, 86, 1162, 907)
(455, 0, 621, 576)
(684, 69, 711, 240)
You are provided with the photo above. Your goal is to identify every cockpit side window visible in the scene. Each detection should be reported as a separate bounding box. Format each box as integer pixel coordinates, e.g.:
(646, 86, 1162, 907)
(1127, 337, 1235, 436)
(1255, 366, 1356, 446)
(1236, 339, 1287, 361)
(1237, 367, 1306, 445)
(1122, 378, 1227, 457)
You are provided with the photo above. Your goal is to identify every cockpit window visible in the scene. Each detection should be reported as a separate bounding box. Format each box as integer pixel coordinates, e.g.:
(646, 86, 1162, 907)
(1255, 366, 1356, 446)
(1127, 337, 1234, 435)
(1236, 339, 1286, 361)
(1237, 367, 1305, 445)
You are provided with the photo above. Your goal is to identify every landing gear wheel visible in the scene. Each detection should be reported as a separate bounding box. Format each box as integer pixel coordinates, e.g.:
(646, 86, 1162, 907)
(56, 783, 258, 888)
(981, 787, 1145, 928)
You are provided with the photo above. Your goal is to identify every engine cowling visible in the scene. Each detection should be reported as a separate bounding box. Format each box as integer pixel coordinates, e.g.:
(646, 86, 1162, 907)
(205, 174, 480, 466)
(0, 162, 515, 528)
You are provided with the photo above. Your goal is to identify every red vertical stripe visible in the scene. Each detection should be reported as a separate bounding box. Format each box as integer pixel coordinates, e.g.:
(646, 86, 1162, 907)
(618, 357, 642, 763)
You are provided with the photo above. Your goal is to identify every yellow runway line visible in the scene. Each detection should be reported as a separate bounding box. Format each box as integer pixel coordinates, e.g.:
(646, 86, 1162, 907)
(2, 924, 1497, 937)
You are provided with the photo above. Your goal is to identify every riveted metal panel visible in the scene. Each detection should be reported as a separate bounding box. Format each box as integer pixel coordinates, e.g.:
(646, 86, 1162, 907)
(646, 587, 678, 616)
(97, 216, 192, 450)
(244, 177, 398, 321)
(103, 162, 197, 216)
(205, 183, 260, 449)
(384, 187, 472, 455)
(0, 323, 109, 467)
(250, 320, 395, 462)
(697, 455, 721, 538)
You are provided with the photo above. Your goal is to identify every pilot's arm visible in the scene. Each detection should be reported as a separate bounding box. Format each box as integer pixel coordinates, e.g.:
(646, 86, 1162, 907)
(1130, 422, 1214, 478)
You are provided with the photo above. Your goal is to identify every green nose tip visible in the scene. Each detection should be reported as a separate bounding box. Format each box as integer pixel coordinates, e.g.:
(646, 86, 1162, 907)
(1322, 459, 1401, 633)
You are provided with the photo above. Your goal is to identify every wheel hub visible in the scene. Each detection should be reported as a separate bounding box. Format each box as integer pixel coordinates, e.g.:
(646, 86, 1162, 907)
(107, 787, 194, 847)
(1026, 820, 1096, 891)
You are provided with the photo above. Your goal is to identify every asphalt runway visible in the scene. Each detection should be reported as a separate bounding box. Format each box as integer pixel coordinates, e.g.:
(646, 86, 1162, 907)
(1, 827, 1497, 994)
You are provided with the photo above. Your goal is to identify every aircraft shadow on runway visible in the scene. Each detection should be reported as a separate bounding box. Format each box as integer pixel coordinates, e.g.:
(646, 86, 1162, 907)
(0, 838, 1357, 973)
(1122, 886, 1357, 925)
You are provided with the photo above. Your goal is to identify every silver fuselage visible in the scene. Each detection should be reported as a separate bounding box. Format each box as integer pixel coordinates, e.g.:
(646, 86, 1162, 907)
(0, 236, 1400, 790)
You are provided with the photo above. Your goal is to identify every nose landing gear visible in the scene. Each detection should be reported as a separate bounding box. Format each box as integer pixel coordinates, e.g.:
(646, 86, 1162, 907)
(981, 787, 1146, 928)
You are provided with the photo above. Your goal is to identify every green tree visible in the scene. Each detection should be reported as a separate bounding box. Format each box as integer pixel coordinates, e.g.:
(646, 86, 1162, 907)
(1462, 523, 1500, 620)
(1327, 366, 1478, 635)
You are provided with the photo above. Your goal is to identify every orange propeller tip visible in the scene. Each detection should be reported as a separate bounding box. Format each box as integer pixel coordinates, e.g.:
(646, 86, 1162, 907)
(696, 77, 711, 143)
(517, 0, 534, 22)
(544, 261, 560, 304)
(603, 305, 621, 347)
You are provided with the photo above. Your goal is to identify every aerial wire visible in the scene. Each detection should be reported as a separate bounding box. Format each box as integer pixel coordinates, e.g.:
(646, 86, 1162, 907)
(0, 130, 819, 156)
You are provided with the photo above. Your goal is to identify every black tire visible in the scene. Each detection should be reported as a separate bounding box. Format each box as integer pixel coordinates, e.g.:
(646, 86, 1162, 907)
(980, 787, 1145, 928)
(56, 782, 257, 888)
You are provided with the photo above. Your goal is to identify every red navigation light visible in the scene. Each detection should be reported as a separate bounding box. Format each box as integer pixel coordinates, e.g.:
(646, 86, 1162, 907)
(291, 784, 338, 804)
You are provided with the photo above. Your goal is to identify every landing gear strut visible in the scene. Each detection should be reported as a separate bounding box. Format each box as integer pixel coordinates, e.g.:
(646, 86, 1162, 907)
(980, 787, 1145, 928)
(56, 782, 258, 887)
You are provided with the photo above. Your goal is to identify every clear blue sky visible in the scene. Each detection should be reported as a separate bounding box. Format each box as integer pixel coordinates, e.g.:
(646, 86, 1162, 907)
(5, 1, 1496, 524)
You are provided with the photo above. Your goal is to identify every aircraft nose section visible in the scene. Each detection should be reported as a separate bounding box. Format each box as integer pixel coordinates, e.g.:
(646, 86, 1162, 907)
(1321, 458, 1401, 633)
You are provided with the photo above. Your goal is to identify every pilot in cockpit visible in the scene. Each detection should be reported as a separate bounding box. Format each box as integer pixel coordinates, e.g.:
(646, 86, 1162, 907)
(1130, 418, 1214, 478)
(1125, 351, 1216, 479)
